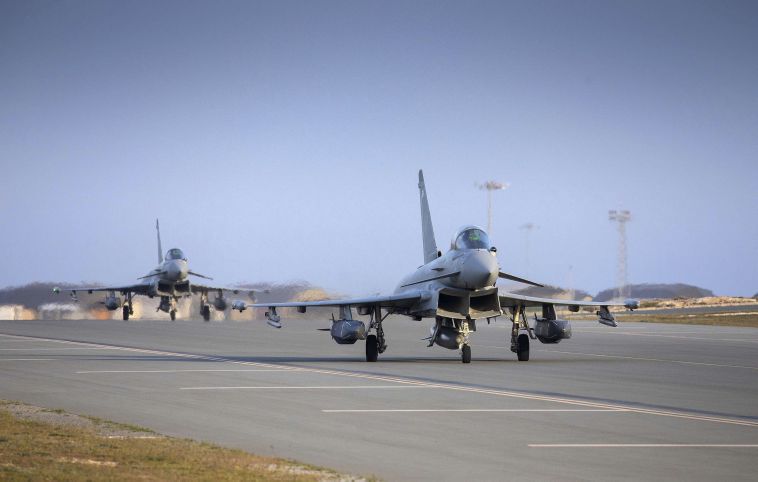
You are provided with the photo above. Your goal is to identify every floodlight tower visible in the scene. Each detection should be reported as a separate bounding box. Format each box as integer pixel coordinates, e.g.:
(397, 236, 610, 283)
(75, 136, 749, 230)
(476, 180, 510, 233)
(520, 222, 538, 277)
(608, 209, 632, 299)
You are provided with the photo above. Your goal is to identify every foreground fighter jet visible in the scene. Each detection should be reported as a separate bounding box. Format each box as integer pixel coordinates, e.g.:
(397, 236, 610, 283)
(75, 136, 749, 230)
(55, 220, 247, 321)
(234, 171, 637, 363)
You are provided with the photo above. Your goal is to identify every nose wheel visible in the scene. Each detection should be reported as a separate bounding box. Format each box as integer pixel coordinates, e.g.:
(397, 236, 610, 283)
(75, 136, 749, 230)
(170, 310, 176, 321)
(122, 306, 130, 321)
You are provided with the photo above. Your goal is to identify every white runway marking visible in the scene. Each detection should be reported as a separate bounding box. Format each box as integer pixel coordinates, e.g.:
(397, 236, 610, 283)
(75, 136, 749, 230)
(323, 409, 629, 413)
(578, 331, 758, 343)
(180, 385, 437, 390)
(529, 444, 758, 448)
(549, 350, 758, 371)
(0, 347, 108, 351)
(0, 358, 54, 361)
(76, 369, 298, 374)
(2, 333, 756, 428)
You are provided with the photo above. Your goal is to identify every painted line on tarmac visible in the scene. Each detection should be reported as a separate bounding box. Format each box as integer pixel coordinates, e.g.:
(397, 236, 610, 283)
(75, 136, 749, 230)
(548, 350, 758, 371)
(575, 331, 758, 343)
(2, 333, 757, 428)
(477, 343, 758, 370)
(0, 358, 54, 361)
(529, 444, 758, 448)
(77, 369, 298, 374)
(0, 347, 107, 351)
(323, 409, 629, 413)
(180, 385, 437, 390)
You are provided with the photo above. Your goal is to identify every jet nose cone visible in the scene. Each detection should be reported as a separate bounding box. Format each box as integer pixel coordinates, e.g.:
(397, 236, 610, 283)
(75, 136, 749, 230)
(460, 250, 498, 289)
(165, 261, 187, 281)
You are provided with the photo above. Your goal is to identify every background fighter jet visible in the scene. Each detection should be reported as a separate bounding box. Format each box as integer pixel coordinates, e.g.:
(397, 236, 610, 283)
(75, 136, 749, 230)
(55, 220, 247, 321)
(234, 171, 637, 363)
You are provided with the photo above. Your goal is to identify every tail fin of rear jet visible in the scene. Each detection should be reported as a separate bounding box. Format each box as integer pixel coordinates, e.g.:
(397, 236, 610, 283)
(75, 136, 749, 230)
(156, 219, 163, 264)
(418, 170, 439, 263)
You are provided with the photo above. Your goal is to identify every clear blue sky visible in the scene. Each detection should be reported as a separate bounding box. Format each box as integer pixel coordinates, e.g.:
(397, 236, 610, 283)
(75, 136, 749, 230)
(1, 0, 756, 296)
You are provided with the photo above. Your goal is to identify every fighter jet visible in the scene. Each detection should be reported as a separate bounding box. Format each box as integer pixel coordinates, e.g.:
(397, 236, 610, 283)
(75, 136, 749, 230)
(55, 220, 248, 321)
(233, 170, 637, 363)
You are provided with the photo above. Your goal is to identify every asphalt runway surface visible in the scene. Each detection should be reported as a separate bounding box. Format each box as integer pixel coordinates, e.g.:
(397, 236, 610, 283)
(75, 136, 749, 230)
(1, 317, 757, 481)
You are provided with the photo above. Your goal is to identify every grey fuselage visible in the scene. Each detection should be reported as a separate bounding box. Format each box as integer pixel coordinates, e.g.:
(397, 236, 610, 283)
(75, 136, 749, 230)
(394, 232, 503, 321)
(139, 249, 190, 297)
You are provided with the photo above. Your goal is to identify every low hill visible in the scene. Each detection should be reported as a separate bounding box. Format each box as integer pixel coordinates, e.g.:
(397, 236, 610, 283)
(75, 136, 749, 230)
(594, 283, 714, 302)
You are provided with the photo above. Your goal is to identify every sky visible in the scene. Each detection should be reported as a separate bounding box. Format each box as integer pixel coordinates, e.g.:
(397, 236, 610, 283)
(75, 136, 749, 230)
(1, 0, 756, 297)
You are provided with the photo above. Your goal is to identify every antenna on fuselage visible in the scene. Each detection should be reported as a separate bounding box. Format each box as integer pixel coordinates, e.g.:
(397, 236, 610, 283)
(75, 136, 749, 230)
(156, 218, 164, 264)
(418, 170, 439, 264)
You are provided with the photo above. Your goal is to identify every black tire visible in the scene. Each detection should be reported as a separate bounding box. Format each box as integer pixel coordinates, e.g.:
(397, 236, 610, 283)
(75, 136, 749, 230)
(122, 306, 129, 321)
(201, 305, 211, 322)
(170, 310, 176, 321)
(517, 334, 530, 361)
(461, 344, 472, 364)
(366, 334, 378, 362)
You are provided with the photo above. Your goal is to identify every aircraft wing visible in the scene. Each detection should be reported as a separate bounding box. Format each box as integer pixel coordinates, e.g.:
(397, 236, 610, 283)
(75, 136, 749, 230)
(499, 291, 638, 310)
(55, 284, 154, 296)
(237, 292, 424, 311)
(189, 283, 253, 297)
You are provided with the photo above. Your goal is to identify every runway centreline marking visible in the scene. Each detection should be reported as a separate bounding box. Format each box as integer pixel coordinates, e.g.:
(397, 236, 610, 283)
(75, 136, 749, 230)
(2, 333, 757, 428)
(529, 444, 758, 448)
(76, 369, 299, 374)
(322, 409, 630, 413)
(180, 385, 438, 390)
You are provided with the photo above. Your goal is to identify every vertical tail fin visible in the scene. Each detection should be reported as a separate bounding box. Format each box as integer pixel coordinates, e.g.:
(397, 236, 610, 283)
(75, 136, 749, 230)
(156, 219, 163, 264)
(418, 170, 439, 263)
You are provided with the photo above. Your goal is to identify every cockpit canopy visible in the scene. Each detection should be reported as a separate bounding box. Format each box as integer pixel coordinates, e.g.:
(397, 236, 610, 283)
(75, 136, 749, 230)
(166, 248, 185, 261)
(452, 226, 491, 250)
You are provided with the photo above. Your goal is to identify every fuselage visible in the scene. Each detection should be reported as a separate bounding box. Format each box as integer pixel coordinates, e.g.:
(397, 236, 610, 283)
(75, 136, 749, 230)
(394, 226, 503, 321)
(141, 248, 190, 296)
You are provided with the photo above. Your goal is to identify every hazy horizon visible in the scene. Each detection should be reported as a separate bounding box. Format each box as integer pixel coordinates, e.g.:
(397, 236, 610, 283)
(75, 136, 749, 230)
(2, 1, 756, 297)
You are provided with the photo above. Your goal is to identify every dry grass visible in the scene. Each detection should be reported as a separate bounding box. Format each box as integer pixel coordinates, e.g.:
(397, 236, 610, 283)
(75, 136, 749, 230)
(0, 401, 366, 481)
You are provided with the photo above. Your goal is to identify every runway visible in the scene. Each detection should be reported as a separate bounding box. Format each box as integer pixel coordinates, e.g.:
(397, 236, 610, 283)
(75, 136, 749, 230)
(1, 317, 757, 481)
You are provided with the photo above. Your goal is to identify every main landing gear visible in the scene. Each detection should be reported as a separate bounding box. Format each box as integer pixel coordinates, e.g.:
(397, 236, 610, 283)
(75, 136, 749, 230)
(461, 344, 472, 364)
(122, 293, 134, 321)
(510, 305, 531, 361)
(365, 306, 388, 362)
(199, 292, 211, 322)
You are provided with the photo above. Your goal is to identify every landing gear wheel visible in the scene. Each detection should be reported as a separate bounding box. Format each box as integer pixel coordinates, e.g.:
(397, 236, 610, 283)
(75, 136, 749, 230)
(122, 306, 130, 321)
(461, 344, 471, 364)
(365, 334, 378, 362)
(170, 310, 176, 321)
(201, 305, 211, 322)
(516, 333, 530, 361)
